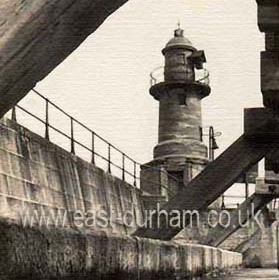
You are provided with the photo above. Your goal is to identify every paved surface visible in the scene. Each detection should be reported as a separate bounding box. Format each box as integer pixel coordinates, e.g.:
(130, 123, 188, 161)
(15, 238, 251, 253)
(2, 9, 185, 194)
(218, 269, 279, 279)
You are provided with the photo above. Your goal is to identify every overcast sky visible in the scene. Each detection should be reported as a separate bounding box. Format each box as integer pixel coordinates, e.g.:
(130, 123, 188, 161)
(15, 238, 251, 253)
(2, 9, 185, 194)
(17, 0, 264, 205)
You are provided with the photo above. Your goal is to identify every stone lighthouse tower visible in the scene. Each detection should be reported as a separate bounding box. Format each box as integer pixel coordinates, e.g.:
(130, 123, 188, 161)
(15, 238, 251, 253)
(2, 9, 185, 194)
(141, 26, 211, 202)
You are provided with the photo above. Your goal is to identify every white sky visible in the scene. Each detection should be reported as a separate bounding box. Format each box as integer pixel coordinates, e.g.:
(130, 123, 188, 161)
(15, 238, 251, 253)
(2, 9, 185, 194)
(17, 0, 265, 206)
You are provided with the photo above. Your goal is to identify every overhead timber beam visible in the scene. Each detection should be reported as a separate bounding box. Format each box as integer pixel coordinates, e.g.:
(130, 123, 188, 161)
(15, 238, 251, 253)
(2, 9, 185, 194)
(134, 136, 276, 240)
(133, 108, 279, 240)
(0, 0, 129, 117)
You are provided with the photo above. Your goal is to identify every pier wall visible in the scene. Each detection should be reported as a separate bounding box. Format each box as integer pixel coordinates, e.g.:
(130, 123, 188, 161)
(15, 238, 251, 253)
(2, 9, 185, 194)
(0, 219, 242, 279)
(0, 118, 242, 278)
(0, 118, 143, 235)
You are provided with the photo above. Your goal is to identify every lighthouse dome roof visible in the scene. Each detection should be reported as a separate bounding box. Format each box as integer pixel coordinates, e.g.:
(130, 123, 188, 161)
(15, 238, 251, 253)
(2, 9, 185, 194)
(163, 28, 195, 54)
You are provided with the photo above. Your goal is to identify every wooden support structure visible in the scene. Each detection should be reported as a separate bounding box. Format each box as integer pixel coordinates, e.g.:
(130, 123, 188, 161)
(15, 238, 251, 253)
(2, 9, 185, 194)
(134, 108, 279, 240)
(199, 194, 274, 247)
(0, 0, 129, 117)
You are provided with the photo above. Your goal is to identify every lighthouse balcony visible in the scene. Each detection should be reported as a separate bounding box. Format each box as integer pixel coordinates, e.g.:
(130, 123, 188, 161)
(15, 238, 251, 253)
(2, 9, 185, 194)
(150, 66, 210, 86)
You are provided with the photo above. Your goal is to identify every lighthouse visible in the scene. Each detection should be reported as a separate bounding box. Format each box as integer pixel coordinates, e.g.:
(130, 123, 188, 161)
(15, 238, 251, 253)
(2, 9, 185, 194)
(141, 26, 211, 201)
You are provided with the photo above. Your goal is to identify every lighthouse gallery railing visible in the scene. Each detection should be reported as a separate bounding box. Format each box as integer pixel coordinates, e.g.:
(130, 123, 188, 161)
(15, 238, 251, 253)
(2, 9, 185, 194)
(150, 66, 210, 86)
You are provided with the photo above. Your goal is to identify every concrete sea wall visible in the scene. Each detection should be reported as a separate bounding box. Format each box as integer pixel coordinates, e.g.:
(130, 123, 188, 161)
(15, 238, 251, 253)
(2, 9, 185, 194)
(0, 219, 242, 279)
(0, 118, 143, 235)
(0, 118, 242, 278)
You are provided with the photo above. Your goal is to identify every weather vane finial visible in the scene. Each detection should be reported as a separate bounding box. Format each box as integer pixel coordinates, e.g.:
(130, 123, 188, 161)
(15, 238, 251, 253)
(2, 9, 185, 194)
(177, 21, 181, 29)
(175, 21, 184, 37)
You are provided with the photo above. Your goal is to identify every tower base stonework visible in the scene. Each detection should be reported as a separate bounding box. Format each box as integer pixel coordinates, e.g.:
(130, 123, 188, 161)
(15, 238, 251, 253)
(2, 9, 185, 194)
(140, 156, 208, 199)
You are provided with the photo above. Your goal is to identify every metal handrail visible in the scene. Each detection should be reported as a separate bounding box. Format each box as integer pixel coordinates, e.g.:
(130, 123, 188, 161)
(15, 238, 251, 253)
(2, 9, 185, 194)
(197, 68, 210, 84)
(150, 66, 210, 86)
(11, 89, 179, 194)
(150, 66, 164, 86)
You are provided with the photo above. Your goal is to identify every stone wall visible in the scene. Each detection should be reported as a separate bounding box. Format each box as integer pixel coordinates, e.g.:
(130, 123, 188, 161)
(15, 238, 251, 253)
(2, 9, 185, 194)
(0, 118, 143, 235)
(0, 219, 242, 279)
(0, 118, 243, 278)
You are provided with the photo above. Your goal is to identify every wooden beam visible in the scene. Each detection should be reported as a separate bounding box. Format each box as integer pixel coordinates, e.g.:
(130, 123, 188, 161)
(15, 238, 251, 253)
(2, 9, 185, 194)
(133, 135, 279, 240)
(0, 0, 129, 117)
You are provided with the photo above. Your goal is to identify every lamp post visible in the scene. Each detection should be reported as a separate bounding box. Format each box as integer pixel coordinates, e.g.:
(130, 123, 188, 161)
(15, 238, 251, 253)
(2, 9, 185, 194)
(205, 126, 222, 208)
(200, 125, 221, 161)
(208, 126, 219, 161)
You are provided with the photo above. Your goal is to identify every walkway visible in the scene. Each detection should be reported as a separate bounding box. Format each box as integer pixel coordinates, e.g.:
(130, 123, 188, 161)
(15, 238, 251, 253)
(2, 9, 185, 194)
(218, 269, 278, 279)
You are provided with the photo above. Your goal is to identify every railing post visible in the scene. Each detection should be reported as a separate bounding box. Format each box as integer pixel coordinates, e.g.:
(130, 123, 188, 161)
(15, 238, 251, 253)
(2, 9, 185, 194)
(108, 144, 111, 173)
(122, 154, 125, 181)
(70, 117, 75, 154)
(133, 161, 137, 187)
(45, 99, 49, 140)
(91, 132, 95, 165)
(11, 107, 17, 122)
